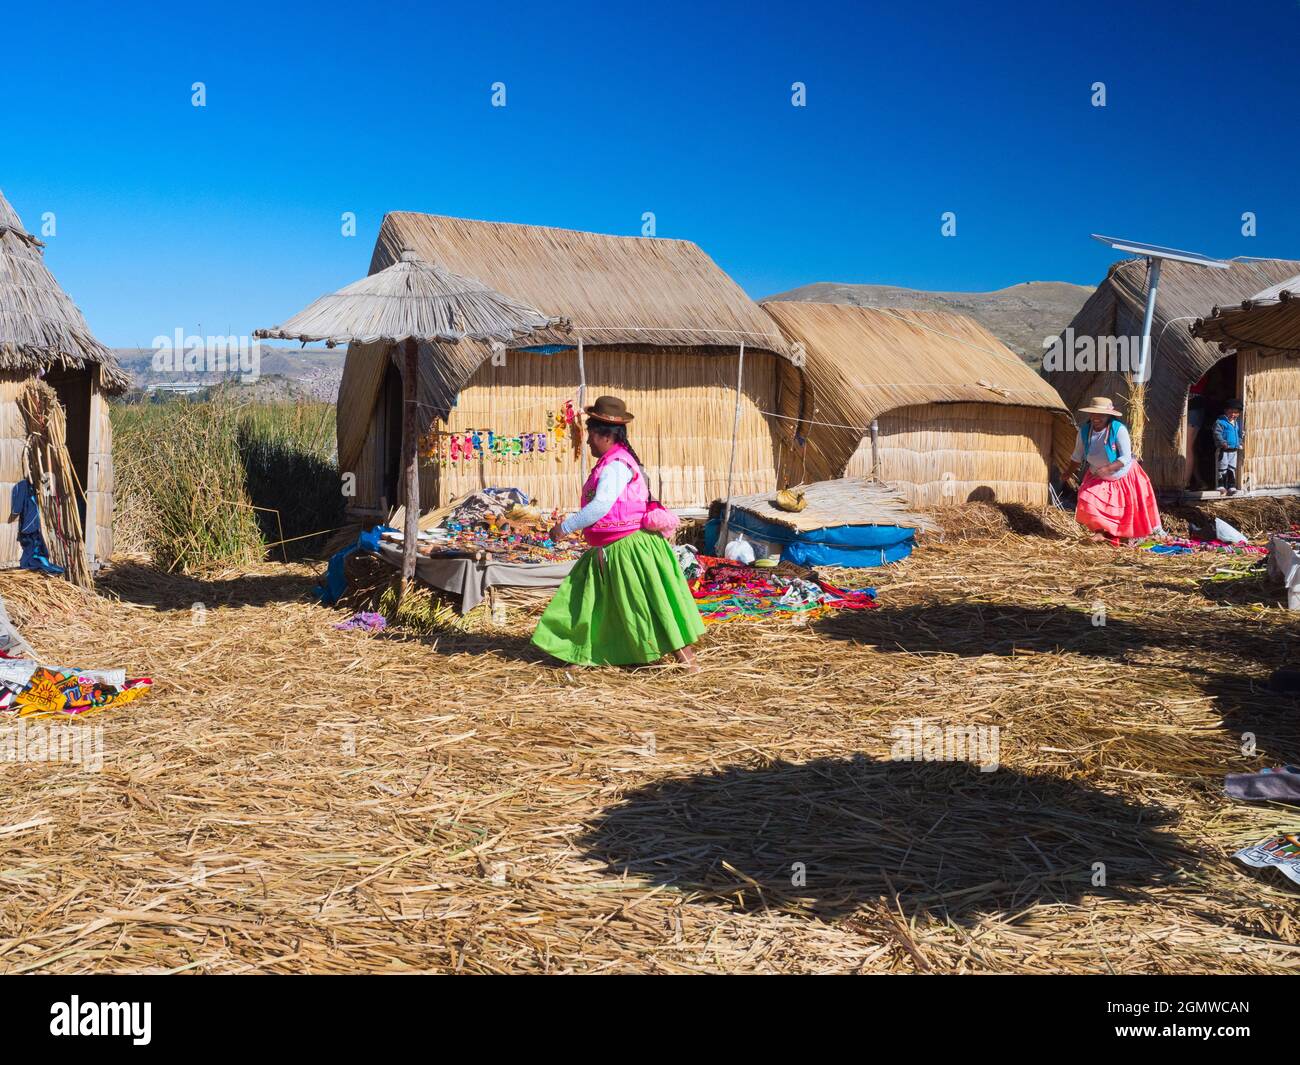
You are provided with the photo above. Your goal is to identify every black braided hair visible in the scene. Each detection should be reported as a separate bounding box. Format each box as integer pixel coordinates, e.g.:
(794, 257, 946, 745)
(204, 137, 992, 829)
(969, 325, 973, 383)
(587, 417, 656, 501)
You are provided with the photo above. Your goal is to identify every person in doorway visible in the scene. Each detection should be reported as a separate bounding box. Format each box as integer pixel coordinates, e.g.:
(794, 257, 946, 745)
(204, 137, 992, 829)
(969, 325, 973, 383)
(1213, 399, 1244, 496)
(531, 396, 704, 672)
(1062, 396, 1162, 544)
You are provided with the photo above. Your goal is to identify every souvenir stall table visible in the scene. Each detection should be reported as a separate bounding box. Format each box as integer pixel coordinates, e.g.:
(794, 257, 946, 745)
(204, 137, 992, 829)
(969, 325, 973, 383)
(374, 488, 583, 613)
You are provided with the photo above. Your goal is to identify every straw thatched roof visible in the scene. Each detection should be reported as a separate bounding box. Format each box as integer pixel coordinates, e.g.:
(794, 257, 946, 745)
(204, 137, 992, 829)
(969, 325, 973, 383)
(762, 300, 1070, 424)
(1192, 270, 1300, 355)
(255, 251, 566, 347)
(1044, 257, 1300, 440)
(0, 189, 127, 392)
(371, 211, 790, 354)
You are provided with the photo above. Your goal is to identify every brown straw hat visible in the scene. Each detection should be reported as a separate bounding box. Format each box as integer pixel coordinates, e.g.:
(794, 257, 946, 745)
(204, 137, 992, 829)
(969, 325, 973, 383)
(584, 395, 634, 424)
(1077, 396, 1121, 417)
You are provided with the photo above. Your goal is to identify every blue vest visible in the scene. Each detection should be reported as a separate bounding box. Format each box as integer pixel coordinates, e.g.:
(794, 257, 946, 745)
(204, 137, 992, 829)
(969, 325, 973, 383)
(1080, 419, 1121, 463)
(1214, 416, 1242, 450)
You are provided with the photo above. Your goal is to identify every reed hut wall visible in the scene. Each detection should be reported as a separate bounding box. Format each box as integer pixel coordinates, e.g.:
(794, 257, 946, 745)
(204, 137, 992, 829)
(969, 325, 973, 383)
(845, 402, 1057, 507)
(1239, 350, 1300, 490)
(337, 212, 802, 516)
(761, 301, 1073, 505)
(345, 344, 801, 513)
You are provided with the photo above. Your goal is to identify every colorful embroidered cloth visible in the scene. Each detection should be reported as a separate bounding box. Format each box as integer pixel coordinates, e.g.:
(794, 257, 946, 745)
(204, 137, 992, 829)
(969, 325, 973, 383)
(1136, 536, 1266, 556)
(0, 657, 152, 718)
(1234, 833, 1300, 886)
(689, 556, 878, 624)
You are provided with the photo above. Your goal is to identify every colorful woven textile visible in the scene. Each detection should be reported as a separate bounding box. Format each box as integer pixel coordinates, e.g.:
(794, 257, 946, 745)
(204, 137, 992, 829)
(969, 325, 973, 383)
(0, 657, 152, 719)
(1137, 536, 1266, 556)
(689, 556, 877, 625)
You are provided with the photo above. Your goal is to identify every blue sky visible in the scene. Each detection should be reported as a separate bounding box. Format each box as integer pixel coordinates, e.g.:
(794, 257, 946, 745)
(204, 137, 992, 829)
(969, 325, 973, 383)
(5, 0, 1298, 346)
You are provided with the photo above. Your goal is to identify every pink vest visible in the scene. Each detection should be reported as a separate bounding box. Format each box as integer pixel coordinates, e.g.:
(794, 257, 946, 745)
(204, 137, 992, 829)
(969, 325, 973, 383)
(581, 444, 648, 547)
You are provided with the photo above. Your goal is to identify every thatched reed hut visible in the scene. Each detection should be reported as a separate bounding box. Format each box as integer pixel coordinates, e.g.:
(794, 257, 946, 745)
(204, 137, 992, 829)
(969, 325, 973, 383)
(761, 301, 1072, 507)
(336, 213, 802, 517)
(1044, 257, 1300, 491)
(0, 189, 126, 566)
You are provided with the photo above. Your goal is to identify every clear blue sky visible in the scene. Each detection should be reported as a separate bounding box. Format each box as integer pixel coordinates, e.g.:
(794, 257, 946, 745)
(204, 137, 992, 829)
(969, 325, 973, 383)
(5, 0, 1298, 346)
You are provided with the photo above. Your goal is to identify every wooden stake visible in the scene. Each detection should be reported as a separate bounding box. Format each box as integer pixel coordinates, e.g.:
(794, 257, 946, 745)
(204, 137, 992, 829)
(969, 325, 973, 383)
(400, 337, 420, 594)
(716, 342, 745, 551)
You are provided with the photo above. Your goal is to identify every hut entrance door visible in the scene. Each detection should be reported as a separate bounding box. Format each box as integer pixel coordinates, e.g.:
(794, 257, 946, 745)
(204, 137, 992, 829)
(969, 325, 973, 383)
(42, 366, 92, 527)
(380, 363, 404, 513)
(1190, 353, 1241, 490)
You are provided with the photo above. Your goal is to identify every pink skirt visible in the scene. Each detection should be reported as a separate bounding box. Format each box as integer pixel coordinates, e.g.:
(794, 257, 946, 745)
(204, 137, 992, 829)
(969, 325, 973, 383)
(1076, 463, 1161, 539)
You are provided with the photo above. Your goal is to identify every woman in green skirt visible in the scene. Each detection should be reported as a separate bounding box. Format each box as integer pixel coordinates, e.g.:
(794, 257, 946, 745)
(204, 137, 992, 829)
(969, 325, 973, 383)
(532, 396, 703, 672)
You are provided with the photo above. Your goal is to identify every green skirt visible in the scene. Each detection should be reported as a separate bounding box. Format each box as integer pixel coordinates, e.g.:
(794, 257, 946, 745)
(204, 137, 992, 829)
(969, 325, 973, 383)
(531, 531, 705, 666)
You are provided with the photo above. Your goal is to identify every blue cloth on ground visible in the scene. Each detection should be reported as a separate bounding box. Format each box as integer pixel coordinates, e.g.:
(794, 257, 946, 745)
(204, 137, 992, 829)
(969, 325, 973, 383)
(316, 525, 395, 605)
(707, 513, 915, 568)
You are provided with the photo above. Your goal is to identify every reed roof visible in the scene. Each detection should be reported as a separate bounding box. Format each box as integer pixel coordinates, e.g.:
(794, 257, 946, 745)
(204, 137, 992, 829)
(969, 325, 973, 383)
(1044, 257, 1300, 439)
(761, 301, 1069, 430)
(0, 189, 127, 392)
(373, 212, 790, 356)
(255, 251, 565, 347)
(1192, 270, 1300, 356)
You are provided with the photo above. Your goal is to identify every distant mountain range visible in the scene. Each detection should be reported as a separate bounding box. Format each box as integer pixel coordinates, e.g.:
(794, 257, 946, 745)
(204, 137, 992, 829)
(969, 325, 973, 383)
(763, 280, 1093, 368)
(114, 346, 347, 402)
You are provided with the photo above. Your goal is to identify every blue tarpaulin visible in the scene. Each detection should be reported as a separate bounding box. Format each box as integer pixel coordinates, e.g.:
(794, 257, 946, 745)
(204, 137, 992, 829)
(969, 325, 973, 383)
(706, 512, 914, 568)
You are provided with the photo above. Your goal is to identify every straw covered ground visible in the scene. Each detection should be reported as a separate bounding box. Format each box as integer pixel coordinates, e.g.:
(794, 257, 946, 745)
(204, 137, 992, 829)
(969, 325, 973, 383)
(1, 517, 1299, 974)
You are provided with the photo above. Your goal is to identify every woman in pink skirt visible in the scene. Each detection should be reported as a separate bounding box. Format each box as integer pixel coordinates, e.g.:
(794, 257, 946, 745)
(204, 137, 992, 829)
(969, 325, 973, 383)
(1063, 396, 1161, 544)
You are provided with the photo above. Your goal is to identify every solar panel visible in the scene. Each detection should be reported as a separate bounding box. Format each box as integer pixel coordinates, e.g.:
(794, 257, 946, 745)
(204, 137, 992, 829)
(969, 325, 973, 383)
(1091, 233, 1231, 269)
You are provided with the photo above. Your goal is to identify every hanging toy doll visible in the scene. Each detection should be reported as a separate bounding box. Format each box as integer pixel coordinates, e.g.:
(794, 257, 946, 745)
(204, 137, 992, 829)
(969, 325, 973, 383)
(563, 399, 583, 460)
(470, 428, 484, 462)
(552, 409, 566, 462)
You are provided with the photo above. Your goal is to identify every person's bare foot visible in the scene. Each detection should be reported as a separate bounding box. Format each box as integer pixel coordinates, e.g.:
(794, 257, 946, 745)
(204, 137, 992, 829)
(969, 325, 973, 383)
(673, 646, 701, 674)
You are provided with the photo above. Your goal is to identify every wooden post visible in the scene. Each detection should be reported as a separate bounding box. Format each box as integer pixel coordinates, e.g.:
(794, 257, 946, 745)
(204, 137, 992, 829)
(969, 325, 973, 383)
(577, 336, 589, 484)
(716, 342, 745, 551)
(400, 337, 420, 594)
(869, 419, 882, 482)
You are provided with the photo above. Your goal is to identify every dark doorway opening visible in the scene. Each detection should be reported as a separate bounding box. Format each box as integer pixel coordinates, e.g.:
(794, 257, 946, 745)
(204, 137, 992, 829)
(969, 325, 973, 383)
(42, 366, 92, 526)
(1188, 353, 1240, 490)
(381, 364, 403, 513)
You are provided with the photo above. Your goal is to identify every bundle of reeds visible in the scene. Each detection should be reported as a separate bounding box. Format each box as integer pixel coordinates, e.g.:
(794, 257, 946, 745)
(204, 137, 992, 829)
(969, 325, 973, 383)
(19, 380, 92, 588)
(1128, 381, 1146, 460)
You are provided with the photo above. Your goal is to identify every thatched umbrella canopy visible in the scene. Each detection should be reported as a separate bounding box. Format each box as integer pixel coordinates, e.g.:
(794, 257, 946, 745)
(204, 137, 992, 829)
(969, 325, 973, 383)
(256, 251, 566, 588)
(1193, 271, 1300, 356)
(0, 189, 128, 391)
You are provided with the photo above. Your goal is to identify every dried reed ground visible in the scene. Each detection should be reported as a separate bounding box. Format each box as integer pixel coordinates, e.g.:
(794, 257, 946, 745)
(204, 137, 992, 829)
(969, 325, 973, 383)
(1, 518, 1299, 973)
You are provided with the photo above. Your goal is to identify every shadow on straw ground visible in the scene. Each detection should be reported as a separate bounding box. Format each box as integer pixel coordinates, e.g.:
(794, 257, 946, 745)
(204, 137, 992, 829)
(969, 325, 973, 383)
(813, 600, 1293, 665)
(98, 560, 322, 611)
(579, 754, 1187, 923)
(372, 627, 552, 665)
(812, 602, 1161, 660)
(1206, 669, 1300, 767)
